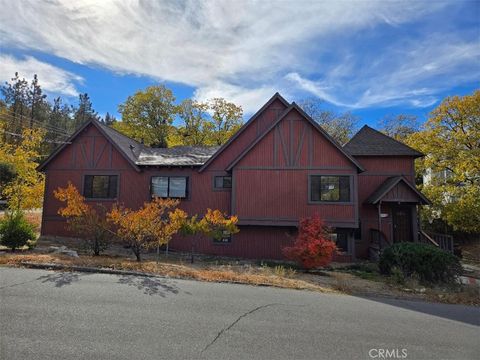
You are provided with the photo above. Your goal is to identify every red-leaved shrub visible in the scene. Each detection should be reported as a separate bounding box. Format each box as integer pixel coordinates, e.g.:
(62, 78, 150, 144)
(283, 214, 337, 269)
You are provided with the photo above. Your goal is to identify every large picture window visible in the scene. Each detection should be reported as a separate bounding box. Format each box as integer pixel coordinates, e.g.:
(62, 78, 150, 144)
(310, 175, 350, 202)
(151, 176, 188, 198)
(83, 175, 118, 199)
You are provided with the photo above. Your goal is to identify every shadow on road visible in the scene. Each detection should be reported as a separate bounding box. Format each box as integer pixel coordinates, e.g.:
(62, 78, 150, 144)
(117, 275, 179, 297)
(358, 296, 480, 326)
(36, 271, 88, 288)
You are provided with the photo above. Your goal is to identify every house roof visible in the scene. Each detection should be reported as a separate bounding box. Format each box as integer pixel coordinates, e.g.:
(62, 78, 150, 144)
(225, 102, 365, 172)
(344, 125, 423, 157)
(37, 119, 140, 172)
(137, 145, 220, 166)
(199, 92, 290, 172)
(365, 176, 431, 205)
(37, 120, 219, 171)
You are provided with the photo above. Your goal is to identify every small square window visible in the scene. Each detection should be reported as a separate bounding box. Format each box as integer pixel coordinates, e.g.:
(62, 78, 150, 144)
(213, 230, 232, 244)
(310, 175, 350, 202)
(214, 176, 232, 189)
(84, 175, 118, 199)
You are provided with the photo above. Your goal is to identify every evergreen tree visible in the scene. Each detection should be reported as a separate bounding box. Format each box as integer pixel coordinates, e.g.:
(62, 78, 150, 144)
(28, 74, 47, 128)
(72, 93, 99, 130)
(103, 112, 117, 126)
(1, 72, 29, 140)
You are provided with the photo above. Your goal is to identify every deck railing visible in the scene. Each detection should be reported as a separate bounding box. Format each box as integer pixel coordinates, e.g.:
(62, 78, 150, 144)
(419, 230, 454, 253)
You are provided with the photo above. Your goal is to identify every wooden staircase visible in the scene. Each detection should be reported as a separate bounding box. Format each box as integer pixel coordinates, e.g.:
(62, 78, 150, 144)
(369, 229, 454, 261)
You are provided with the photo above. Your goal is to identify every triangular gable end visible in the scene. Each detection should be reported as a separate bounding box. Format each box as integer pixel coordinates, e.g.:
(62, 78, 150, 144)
(366, 176, 430, 205)
(199, 92, 290, 172)
(226, 103, 365, 172)
(37, 120, 141, 172)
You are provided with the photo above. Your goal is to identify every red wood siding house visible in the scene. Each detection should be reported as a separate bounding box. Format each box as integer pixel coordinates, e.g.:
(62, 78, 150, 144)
(38, 93, 430, 261)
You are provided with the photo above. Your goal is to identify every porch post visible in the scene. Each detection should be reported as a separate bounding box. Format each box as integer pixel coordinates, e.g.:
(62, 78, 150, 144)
(412, 205, 419, 242)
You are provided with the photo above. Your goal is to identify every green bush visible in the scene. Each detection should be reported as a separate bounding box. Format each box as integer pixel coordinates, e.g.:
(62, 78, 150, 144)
(379, 242, 462, 284)
(0, 212, 36, 251)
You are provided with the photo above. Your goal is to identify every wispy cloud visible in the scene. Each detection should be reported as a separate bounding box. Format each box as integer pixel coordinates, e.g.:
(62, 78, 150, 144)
(0, 0, 476, 112)
(0, 54, 83, 97)
(287, 35, 480, 109)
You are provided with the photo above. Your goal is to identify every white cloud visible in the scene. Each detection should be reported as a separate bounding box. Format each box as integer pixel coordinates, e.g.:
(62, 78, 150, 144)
(287, 37, 480, 109)
(193, 81, 296, 114)
(0, 55, 83, 97)
(0, 0, 476, 111)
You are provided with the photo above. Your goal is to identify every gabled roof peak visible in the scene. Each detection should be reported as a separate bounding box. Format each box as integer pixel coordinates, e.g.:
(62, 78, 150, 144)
(344, 125, 423, 157)
(225, 100, 365, 172)
(199, 92, 290, 172)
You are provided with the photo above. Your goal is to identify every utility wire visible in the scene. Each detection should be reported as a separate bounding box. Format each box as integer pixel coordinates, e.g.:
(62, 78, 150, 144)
(0, 129, 72, 145)
(0, 114, 72, 138)
(3, 109, 73, 135)
(1, 112, 71, 136)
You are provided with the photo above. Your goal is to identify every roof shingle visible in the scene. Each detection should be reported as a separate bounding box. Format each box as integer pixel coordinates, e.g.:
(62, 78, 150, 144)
(344, 125, 423, 157)
(97, 122, 219, 166)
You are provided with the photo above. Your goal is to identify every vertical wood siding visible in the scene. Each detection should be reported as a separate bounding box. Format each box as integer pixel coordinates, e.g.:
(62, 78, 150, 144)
(232, 107, 357, 227)
(355, 155, 417, 257)
(41, 109, 420, 262)
(207, 98, 288, 170)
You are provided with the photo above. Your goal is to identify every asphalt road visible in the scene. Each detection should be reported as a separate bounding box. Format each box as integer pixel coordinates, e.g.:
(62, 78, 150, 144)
(0, 267, 478, 360)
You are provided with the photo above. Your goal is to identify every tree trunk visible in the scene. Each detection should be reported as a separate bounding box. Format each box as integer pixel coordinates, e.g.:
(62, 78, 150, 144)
(132, 244, 141, 262)
(94, 239, 100, 256)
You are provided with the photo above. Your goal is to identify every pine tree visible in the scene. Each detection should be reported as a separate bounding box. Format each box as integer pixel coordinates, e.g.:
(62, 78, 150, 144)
(28, 74, 47, 128)
(72, 93, 99, 130)
(103, 112, 117, 126)
(1, 72, 29, 139)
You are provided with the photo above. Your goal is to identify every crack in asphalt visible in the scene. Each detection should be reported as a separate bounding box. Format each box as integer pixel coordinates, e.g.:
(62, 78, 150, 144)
(202, 303, 279, 353)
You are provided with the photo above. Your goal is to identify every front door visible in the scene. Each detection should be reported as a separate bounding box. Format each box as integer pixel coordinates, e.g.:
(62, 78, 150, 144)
(392, 206, 412, 243)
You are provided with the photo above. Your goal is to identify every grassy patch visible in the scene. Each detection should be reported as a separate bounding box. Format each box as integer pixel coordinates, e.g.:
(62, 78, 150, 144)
(338, 262, 383, 282)
(1, 252, 477, 306)
(0, 253, 333, 293)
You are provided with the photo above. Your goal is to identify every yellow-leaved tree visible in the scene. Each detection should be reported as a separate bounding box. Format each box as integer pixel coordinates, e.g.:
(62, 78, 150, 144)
(108, 198, 187, 261)
(182, 208, 239, 263)
(0, 121, 45, 210)
(54, 182, 112, 255)
(407, 90, 480, 233)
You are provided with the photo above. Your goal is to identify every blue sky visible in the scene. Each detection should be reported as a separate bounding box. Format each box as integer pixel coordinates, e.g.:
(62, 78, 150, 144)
(0, 0, 478, 129)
